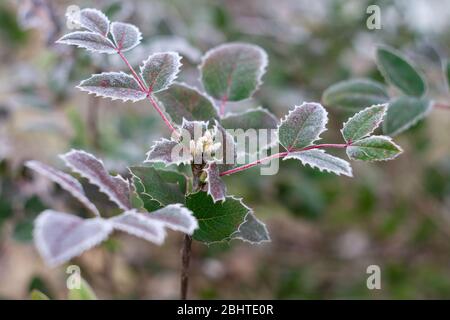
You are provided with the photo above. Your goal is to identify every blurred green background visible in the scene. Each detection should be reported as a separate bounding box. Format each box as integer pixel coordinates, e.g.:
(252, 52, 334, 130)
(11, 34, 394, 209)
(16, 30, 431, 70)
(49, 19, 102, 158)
(1, 0, 450, 299)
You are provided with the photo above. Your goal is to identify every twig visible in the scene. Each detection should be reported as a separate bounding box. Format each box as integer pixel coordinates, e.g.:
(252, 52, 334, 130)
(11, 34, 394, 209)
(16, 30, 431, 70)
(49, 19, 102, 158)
(220, 143, 348, 176)
(180, 234, 193, 300)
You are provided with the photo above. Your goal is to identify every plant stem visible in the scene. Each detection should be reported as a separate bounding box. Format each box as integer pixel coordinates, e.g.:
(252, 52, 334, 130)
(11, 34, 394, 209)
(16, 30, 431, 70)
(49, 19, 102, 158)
(433, 102, 450, 110)
(116, 48, 178, 134)
(220, 143, 348, 176)
(180, 234, 193, 300)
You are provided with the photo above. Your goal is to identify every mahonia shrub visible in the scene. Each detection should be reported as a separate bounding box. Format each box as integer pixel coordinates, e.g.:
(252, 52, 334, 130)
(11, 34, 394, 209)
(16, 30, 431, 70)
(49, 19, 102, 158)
(323, 45, 450, 136)
(26, 8, 403, 294)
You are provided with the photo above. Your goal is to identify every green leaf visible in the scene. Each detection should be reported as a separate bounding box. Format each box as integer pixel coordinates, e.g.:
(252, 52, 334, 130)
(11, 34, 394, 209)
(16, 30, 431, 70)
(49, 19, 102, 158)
(376, 46, 426, 97)
(155, 83, 219, 125)
(232, 212, 270, 244)
(277, 102, 328, 150)
(68, 278, 97, 300)
(382, 96, 432, 136)
(140, 52, 182, 93)
(186, 192, 248, 244)
(129, 166, 185, 212)
(30, 289, 50, 300)
(284, 149, 352, 177)
(346, 136, 403, 161)
(341, 104, 387, 142)
(200, 42, 268, 101)
(322, 78, 389, 111)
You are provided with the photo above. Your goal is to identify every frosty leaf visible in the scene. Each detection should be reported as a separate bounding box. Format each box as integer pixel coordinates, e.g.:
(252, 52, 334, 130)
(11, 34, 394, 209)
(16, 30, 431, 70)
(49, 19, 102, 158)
(284, 149, 353, 177)
(147, 204, 198, 235)
(376, 46, 426, 97)
(205, 162, 226, 202)
(322, 78, 389, 111)
(382, 96, 432, 136)
(110, 210, 166, 244)
(140, 52, 182, 93)
(155, 83, 219, 125)
(145, 138, 191, 166)
(200, 42, 268, 101)
(232, 212, 270, 244)
(77, 72, 146, 102)
(186, 192, 248, 244)
(34, 210, 112, 267)
(60, 150, 131, 210)
(221, 107, 278, 150)
(56, 31, 116, 54)
(68, 278, 97, 300)
(25, 161, 100, 216)
(341, 104, 387, 143)
(277, 102, 328, 150)
(346, 136, 403, 161)
(67, 8, 109, 36)
(111, 22, 141, 52)
(129, 166, 185, 212)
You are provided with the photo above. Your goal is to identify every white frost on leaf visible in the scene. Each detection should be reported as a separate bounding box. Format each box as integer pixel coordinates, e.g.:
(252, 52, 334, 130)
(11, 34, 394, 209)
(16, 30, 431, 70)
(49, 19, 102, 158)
(232, 212, 271, 244)
(277, 102, 328, 150)
(144, 138, 191, 166)
(341, 104, 387, 143)
(284, 149, 353, 177)
(111, 22, 142, 52)
(56, 31, 116, 54)
(34, 210, 113, 267)
(77, 72, 146, 102)
(139, 52, 182, 93)
(25, 160, 100, 216)
(110, 210, 166, 244)
(147, 204, 198, 235)
(67, 8, 110, 36)
(60, 149, 131, 210)
(204, 162, 226, 203)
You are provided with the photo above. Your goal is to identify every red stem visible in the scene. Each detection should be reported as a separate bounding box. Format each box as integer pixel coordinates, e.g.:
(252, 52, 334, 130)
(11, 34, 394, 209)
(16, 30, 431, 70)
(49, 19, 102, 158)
(219, 95, 228, 117)
(433, 102, 450, 110)
(116, 48, 177, 134)
(219, 143, 348, 177)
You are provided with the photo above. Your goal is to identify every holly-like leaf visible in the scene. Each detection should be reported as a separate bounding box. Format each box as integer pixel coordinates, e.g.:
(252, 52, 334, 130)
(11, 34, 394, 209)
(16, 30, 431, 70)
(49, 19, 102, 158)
(147, 204, 198, 234)
(110, 210, 166, 244)
(186, 192, 248, 244)
(200, 42, 268, 101)
(277, 102, 328, 150)
(376, 46, 426, 97)
(205, 162, 226, 202)
(25, 161, 100, 216)
(322, 78, 389, 111)
(129, 166, 185, 212)
(68, 278, 97, 300)
(232, 212, 270, 244)
(56, 31, 116, 54)
(155, 83, 219, 125)
(284, 149, 353, 177)
(60, 150, 131, 210)
(77, 72, 146, 102)
(346, 136, 403, 161)
(34, 210, 113, 267)
(341, 104, 387, 143)
(140, 52, 182, 93)
(145, 138, 191, 166)
(382, 96, 432, 136)
(110, 22, 141, 52)
(67, 8, 109, 36)
(221, 107, 278, 151)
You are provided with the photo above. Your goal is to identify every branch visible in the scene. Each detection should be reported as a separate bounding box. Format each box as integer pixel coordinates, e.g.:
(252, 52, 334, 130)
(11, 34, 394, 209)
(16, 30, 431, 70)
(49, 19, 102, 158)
(219, 143, 349, 176)
(116, 48, 178, 134)
(433, 102, 450, 110)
